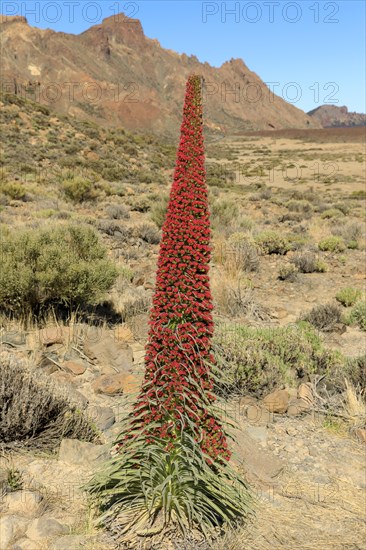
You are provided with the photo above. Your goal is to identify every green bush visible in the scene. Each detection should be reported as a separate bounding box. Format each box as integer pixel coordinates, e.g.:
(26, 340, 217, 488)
(255, 230, 290, 255)
(150, 194, 169, 228)
(320, 208, 344, 219)
(0, 182, 27, 201)
(0, 224, 118, 314)
(62, 176, 100, 203)
(278, 263, 298, 281)
(335, 287, 362, 307)
(318, 236, 346, 252)
(211, 199, 239, 228)
(346, 301, 366, 331)
(213, 322, 343, 397)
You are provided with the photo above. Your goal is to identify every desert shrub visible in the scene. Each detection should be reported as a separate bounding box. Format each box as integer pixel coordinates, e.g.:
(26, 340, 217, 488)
(129, 196, 151, 213)
(211, 199, 240, 228)
(278, 263, 298, 281)
(206, 162, 236, 187)
(136, 222, 161, 244)
(299, 303, 343, 332)
(331, 221, 364, 248)
(105, 204, 130, 220)
(346, 301, 366, 331)
(285, 199, 314, 214)
(0, 224, 118, 315)
(0, 352, 98, 449)
(320, 208, 344, 220)
(63, 176, 96, 202)
(213, 282, 269, 320)
(0, 182, 27, 201)
(213, 322, 343, 397)
(255, 230, 290, 255)
(332, 202, 351, 215)
(318, 236, 346, 252)
(150, 193, 169, 228)
(287, 233, 310, 251)
(292, 251, 328, 273)
(97, 220, 130, 240)
(345, 355, 366, 397)
(336, 287, 362, 307)
(225, 233, 260, 272)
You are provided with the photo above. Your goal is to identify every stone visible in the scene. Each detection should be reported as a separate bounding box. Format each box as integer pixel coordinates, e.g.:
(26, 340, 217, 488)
(0, 516, 29, 548)
(92, 373, 140, 395)
(245, 403, 272, 425)
(353, 428, 366, 444)
(83, 329, 133, 374)
(297, 383, 314, 404)
(286, 426, 298, 436)
(62, 360, 86, 376)
(50, 372, 74, 385)
(88, 406, 115, 431)
(2, 490, 42, 516)
(39, 327, 68, 346)
(287, 398, 312, 416)
(58, 439, 109, 466)
(113, 325, 134, 343)
(246, 426, 268, 444)
(1, 331, 26, 347)
(26, 517, 69, 540)
(12, 537, 40, 550)
(262, 389, 289, 414)
(51, 534, 98, 549)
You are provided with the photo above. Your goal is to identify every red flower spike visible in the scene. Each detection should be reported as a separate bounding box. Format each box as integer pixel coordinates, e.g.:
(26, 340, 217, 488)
(126, 75, 230, 463)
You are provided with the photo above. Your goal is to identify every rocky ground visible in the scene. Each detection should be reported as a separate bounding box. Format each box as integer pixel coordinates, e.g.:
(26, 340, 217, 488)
(0, 322, 365, 550)
(0, 95, 365, 548)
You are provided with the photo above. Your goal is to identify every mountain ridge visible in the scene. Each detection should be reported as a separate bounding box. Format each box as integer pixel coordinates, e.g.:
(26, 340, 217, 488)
(308, 104, 366, 128)
(1, 13, 320, 136)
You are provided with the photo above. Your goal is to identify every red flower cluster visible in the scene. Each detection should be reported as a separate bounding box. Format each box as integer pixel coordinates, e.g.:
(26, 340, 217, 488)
(130, 75, 230, 462)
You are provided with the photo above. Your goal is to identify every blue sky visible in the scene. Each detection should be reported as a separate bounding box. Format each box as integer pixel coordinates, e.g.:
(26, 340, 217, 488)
(1, 1, 365, 113)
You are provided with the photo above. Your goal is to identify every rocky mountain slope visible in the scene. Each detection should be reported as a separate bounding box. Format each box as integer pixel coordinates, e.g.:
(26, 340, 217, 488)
(308, 105, 366, 128)
(0, 14, 320, 137)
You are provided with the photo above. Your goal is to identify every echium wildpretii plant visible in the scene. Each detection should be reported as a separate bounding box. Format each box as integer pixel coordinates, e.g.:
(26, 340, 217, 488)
(86, 75, 252, 545)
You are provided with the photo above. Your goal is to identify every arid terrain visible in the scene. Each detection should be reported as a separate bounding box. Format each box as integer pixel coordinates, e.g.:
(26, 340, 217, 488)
(0, 90, 365, 550)
(308, 105, 366, 128)
(0, 14, 320, 136)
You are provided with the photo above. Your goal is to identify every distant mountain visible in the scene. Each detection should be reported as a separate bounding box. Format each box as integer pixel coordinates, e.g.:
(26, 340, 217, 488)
(307, 105, 366, 128)
(0, 14, 320, 137)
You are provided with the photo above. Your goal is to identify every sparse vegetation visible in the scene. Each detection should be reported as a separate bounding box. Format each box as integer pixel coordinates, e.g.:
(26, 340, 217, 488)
(278, 263, 298, 281)
(318, 236, 346, 252)
(320, 208, 344, 219)
(0, 352, 98, 450)
(136, 222, 161, 244)
(213, 322, 344, 397)
(346, 300, 366, 331)
(299, 303, 343, 332)
(150, 193, 169, 228)
(211, 198, 240, 229)
(255, 230, 290, 255)
(105, 203, 130, 220)
(336, 287, 362, 307)
(292, 251, 328, 273)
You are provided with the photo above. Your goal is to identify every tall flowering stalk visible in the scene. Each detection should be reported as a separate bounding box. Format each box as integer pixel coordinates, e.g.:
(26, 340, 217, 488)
(86, 76, 251, 543)
(131, 74, 229, 462)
